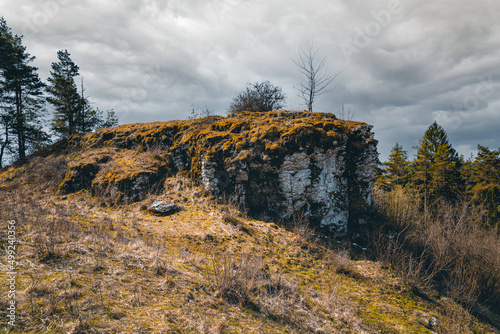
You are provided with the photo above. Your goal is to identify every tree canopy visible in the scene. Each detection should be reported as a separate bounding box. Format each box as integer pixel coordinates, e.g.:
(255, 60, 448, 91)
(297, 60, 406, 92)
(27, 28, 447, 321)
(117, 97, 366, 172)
(46, 51, 118, 139)
(0, 17, 46, 163)
(46, 49, 81, 138)
(0, 20, 119, 167)
(377, 121, 499, 230)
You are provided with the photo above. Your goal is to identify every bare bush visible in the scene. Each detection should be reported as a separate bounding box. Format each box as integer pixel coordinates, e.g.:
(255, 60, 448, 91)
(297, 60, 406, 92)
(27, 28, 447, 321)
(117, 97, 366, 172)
(221, 210, 240, 226)
(31, 214, 75, 261)
(372, 184, 500, 311)
(228, 81, 286, 114)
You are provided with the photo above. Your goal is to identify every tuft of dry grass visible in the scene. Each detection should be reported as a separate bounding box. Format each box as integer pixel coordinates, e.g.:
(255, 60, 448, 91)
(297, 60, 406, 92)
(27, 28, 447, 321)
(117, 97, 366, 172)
(211, 252, 266, 306)
(290, 210, 315, 241)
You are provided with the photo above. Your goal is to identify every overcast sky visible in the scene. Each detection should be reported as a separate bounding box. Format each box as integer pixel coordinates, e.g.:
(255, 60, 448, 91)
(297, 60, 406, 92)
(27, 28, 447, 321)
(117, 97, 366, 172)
(2, 0, 499, 160)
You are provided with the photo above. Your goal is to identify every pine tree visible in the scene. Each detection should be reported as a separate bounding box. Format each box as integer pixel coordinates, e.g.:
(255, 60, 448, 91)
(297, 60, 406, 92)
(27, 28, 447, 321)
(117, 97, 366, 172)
(417, 122, 458, 159)
(470, 145, 500, 228)
(431, 143, 460, 198)
(99, 109, 119, 129)
(460, 155, 476, 189)
(473, 145, 500, 184)
(379, 143, 409, 190)
(46, 50, 81, 138)
(0, 17, 47, 162)
(413, 122, 460, 205)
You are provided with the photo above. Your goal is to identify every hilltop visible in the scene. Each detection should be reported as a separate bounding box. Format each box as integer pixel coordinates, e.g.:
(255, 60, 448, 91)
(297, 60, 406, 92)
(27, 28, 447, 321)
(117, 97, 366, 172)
(0, 111, 498, 333)
(38, 111, 378, 235)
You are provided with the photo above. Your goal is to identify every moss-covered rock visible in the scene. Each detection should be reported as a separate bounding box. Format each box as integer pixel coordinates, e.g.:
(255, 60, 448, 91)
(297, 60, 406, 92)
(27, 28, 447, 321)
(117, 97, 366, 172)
(57, 111, 378, 234)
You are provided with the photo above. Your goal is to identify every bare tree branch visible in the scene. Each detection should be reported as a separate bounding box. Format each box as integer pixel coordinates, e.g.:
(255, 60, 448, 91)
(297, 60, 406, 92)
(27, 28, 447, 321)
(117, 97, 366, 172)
(292, 44, 341, 112)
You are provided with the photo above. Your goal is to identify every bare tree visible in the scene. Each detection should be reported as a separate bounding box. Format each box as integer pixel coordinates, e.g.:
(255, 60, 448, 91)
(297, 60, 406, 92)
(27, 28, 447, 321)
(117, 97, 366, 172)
(189, 103, 213, 119)
(293, 45, 340, 112)
(339, 103, 355, 121)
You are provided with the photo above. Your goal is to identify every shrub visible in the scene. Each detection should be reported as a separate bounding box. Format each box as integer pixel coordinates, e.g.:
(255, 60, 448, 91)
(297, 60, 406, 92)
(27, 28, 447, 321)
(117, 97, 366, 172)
(228, 81, 286, 114)
(372, 185, 500, 312)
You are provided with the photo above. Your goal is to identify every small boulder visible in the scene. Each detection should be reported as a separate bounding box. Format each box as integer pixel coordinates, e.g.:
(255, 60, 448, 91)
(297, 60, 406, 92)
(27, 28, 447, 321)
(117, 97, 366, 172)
(148, 201, 181, 216)
(203, 234, 214, 242)
(428, 317, 439, 329)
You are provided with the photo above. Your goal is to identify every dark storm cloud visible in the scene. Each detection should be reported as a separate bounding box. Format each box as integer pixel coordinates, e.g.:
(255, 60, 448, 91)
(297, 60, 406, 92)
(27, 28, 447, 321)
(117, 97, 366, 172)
(1, 0, 499, 160)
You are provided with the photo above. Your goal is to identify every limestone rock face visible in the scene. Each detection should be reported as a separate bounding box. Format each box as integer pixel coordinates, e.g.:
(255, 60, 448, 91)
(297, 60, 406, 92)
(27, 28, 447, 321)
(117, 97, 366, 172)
(278, 150, 348, 232)
(197, 118, 378, 236)
(58, 111, 378, 235)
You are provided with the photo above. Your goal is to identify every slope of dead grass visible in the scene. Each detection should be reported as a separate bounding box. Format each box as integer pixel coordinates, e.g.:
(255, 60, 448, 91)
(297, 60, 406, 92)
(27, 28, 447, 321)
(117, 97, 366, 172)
(0, 157, 499, 333)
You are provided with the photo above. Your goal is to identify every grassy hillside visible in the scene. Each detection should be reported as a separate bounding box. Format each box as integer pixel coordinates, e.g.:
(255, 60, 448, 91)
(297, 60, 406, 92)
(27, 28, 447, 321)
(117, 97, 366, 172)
(0, 122, 499, 333)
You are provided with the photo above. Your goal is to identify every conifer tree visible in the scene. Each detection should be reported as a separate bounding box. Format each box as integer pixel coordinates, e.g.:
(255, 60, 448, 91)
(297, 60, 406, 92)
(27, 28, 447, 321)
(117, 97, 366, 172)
(46, 50, 81, 138)
(379, 143, 409, 190)
(431, 143, 461, 198)
(413, 122, 460, 205)
(460, 155, 476, 189)
(99, 109, 119, 129)
(473, 145, 500, 184)
(0, 17, 47, 162)
(470, 145, 500, 228)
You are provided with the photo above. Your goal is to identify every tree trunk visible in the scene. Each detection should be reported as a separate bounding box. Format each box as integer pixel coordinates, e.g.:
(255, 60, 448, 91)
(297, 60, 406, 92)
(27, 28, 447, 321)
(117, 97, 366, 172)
(68, 107, 74, 136)
(15, 84, 25, 160)
(0, 124, 8, 169)
(308, 87, 314, 112)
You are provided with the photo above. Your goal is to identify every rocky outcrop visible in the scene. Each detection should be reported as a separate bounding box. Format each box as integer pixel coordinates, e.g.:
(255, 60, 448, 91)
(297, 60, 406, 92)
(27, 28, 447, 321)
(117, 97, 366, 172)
(58, 111, 378, 235)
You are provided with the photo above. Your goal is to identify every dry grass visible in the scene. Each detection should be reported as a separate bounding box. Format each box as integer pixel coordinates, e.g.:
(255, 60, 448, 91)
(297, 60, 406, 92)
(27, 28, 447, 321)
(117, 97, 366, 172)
(211, 252, 266, 306)
(0, 158, 499, 333)
(290, 210, 316, 241)
(372, 185, 500, 319)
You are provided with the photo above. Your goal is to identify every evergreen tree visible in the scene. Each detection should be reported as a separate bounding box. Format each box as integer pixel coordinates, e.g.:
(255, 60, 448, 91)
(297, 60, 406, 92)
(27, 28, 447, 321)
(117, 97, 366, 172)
(0, 17, 47, 162)
(413, 122, 460, 204)
(470, 145, 500, 228)
(417, 122, 458, 160)
(431, 143, 460, 198)
(460, 155, 476, 189)
(99, 109, 119, 129)
(473, 145, 500, 184)
(379, 143, 409, 190)
(46, 50, 81, 138)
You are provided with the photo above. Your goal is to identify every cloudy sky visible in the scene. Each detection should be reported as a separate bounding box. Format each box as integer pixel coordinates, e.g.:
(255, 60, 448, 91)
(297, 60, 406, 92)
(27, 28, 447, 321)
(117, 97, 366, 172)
(2, 0, 499, 160)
